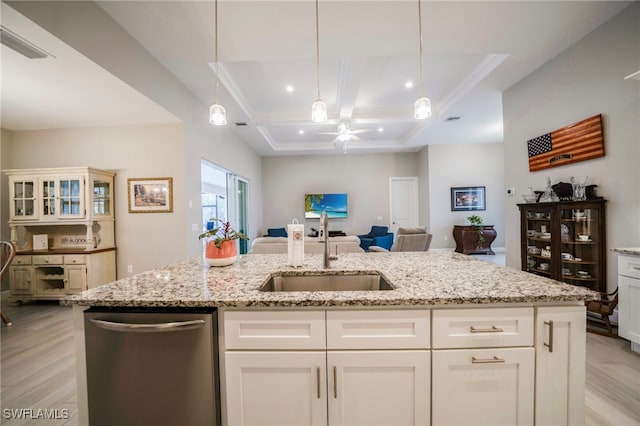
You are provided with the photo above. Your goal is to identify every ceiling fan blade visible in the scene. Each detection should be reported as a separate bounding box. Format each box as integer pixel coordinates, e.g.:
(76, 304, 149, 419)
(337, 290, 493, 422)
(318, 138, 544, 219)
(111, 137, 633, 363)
(351, 135, 361, 141)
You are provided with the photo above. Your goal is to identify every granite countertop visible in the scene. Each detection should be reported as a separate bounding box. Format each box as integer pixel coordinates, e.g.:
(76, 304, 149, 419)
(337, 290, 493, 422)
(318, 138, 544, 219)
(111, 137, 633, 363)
(612, 248, 640, 256)
(65, 251, 599, 308)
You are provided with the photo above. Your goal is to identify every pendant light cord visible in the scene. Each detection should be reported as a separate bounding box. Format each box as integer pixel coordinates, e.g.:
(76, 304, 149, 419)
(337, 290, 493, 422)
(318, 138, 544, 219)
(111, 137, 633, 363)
(418, 0, 424, 97)
(215, 0, 220, 103)
(315, 0, 320, 100)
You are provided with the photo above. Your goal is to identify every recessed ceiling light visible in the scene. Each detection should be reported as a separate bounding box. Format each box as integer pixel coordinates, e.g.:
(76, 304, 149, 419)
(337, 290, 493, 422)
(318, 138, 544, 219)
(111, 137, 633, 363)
(405, 81, 414, 89)
(298, 129, 305, 135)
(286, 85, 294, 93)
(377, 127, 384, 132)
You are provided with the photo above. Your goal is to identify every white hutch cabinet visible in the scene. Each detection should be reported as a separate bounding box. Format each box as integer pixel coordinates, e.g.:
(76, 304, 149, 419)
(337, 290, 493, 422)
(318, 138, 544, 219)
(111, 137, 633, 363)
(5, 167, 116, 302)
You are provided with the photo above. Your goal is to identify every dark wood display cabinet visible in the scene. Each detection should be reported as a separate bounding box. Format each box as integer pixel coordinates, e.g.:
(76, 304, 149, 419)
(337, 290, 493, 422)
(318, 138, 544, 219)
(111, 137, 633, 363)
(518, 200, 606, 293)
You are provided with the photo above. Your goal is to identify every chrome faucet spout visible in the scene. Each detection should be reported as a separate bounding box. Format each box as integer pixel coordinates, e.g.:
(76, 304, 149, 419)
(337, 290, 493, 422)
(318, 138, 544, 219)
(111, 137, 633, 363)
(319, 211, 335, 268)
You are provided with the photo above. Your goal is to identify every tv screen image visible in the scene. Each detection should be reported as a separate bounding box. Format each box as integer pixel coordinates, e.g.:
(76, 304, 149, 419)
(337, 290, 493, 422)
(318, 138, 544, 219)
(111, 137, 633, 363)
(304, 193, 348, 219)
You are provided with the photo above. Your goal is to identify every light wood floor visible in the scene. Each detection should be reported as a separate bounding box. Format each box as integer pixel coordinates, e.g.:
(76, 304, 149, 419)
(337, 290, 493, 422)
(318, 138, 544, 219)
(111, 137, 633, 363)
(1, 299, 639, 426)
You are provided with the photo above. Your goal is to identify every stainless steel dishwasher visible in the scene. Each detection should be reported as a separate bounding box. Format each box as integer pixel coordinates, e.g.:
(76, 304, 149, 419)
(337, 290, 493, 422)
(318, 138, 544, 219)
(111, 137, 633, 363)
(84, 308, 219, 426)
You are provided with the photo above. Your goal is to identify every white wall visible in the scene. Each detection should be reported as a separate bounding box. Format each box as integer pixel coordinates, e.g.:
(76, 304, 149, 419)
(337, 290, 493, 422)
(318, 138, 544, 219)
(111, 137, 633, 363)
(3, 124, 187, 277)
(8, 1, 264, 261)
(261, 153, 419, 236)
(0, 129, 14, 291)
(417, 147, 431, 233)
(503, 2, 640, 291)
(427, 143, 505, 249)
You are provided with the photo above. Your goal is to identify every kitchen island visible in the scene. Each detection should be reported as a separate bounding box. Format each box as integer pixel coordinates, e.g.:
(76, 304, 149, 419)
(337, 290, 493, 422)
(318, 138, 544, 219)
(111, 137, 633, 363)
(67, 251, 599, 425)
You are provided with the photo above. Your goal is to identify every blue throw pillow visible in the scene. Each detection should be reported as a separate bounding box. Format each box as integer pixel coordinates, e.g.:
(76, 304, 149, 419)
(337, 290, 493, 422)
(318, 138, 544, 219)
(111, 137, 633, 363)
(267, 228, 288, 238)
(369, 226, 388, 237)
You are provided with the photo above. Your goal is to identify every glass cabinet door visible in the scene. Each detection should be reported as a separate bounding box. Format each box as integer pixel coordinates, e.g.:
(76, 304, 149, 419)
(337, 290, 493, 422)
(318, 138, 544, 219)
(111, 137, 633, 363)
(93, 180, 112, 217)
(559, 206, 600, 291)
(524, 208, 553, 277)
(11, 178, 37, 220)
(57, 176, 85, 218)
(41, 178, 57, 218)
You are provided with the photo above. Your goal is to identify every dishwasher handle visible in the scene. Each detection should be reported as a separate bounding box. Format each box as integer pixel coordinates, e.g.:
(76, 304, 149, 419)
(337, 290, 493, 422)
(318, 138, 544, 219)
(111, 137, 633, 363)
(89, 318, 206, 333)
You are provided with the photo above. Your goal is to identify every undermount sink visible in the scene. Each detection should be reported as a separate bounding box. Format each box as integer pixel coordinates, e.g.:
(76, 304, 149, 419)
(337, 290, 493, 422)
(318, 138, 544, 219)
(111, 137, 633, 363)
(259, 272, 393, 292)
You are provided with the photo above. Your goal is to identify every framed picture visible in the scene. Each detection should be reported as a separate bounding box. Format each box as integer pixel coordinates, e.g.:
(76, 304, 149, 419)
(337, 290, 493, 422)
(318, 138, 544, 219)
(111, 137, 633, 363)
(451, 186, 486, 211)
(127, 177, 173, 213)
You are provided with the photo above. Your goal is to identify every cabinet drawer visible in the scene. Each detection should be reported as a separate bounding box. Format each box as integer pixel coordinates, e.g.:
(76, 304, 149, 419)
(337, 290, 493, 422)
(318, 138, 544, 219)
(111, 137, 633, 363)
(32, 255, 63, 265)
(224, 310, 326, 350)
(618, 255, 640, 279)
(327, 310, 430, 349)
(432, 308, 534, 348)
(13, 255, 31, 265)
(64, 255, 86, 265)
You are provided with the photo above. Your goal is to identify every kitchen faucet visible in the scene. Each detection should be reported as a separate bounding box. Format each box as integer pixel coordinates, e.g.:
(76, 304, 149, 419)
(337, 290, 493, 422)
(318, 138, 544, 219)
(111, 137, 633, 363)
(319, 211, 338, 268)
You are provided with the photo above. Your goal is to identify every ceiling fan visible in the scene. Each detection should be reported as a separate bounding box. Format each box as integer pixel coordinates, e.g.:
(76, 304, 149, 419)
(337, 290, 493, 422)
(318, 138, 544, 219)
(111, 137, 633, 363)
(318, 122, 372, 143)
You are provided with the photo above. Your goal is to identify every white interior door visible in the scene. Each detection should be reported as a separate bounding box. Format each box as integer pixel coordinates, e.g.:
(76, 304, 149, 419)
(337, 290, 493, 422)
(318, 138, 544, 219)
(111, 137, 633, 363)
(389, 177, 419, 235)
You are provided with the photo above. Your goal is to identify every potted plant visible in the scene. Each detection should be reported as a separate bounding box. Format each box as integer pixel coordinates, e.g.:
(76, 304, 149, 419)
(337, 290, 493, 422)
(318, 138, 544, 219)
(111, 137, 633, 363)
(199, 218, 248, 267)
(467, 215, 485, 247)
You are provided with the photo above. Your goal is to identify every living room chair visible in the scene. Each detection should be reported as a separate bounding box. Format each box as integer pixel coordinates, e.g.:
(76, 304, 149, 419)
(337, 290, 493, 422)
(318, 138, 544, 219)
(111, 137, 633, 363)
(1, 241, 16, 326)
(586, 287, 618, 337)
(369, 227, 432, 252)
(357, 226, 393, 251)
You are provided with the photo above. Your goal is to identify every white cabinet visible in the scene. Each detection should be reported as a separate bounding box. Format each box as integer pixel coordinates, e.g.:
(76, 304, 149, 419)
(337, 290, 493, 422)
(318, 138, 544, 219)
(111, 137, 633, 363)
(535, 306, 586, 426)
(9, 175, 37, 220)
(432, 348, 534, 426)
(225, 351, 327, 426)
(9, 256, 33, 294)
(223, 309, 430, 426)
(618, 254, 640, 352)
(431, 308, 535, 425)
(328, 350, 430, 426)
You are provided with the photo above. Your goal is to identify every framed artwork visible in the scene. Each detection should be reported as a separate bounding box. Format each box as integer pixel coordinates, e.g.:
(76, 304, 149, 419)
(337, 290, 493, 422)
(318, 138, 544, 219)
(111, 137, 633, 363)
(127, 177, 173, 213)
(451, 186, 486, 211)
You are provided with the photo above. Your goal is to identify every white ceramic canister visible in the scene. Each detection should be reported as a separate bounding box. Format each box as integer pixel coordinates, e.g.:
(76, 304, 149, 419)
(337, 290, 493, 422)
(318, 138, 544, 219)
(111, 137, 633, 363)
(288, 219, 304, 267)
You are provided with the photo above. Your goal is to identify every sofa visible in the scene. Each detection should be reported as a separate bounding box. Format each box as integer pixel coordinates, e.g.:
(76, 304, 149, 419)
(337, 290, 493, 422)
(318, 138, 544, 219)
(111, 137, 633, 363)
(357, 226, 394, 251)
(250, 236, 364, 254)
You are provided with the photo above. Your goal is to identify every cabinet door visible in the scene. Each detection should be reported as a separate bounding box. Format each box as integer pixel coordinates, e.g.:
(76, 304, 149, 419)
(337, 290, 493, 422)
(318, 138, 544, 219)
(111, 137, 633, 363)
(40, 177, 58, 219)
(65, 265, 87, 293)
(619, 275, 640, 346)
(328, 351, 430, 426)
(9, 266, 33, 294)
(432, 347, 534, 426)
(92, 178, 113, 218)
(522, 207, 554, 277)
(225, 351, 327, 426)
(9, 176, 37, 220)
(57, 175, 85, 219)
(535, 306, 586, 426)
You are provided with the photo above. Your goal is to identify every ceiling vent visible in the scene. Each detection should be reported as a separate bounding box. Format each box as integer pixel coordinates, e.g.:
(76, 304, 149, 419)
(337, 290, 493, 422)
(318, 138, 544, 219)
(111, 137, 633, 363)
(445, 116, 461, 122)
(235, 122, 248, 127)
(0, 26, 50, 59)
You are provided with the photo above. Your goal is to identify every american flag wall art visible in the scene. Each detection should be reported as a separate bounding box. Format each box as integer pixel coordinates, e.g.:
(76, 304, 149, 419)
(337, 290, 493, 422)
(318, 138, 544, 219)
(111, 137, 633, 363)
(526, 114, 604, 172)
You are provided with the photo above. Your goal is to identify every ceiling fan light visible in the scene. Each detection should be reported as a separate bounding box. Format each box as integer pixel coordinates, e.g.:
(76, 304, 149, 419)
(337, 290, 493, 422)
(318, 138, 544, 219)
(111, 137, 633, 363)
(209, 103, 227, 125)
(337, 133, 351, 142)
(414, 96, 432, 120)
(311, 99, 328, 123)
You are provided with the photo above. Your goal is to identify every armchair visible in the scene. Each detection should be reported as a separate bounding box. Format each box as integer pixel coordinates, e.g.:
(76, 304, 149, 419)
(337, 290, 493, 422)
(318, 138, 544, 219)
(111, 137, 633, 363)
(357, 226, 393, 251)
(369, 227, 432, 252)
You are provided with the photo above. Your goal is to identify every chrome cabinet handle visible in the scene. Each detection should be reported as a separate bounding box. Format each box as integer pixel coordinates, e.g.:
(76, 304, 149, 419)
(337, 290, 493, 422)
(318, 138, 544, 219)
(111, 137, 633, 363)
(316, 367, 321, 399)
(470, 325, 504, 333)
(471, 356, 505, 364)
(89, 318, 205, 333)
(333, 366, 337, 399)
(544, 320, 554, 353)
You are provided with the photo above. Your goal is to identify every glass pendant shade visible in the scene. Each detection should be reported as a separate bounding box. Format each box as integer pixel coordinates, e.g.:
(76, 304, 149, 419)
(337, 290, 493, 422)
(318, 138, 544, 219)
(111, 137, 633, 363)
(209, 103, 227, 126)
(414, 96, 432, 119)
(311, 99, 328, 123)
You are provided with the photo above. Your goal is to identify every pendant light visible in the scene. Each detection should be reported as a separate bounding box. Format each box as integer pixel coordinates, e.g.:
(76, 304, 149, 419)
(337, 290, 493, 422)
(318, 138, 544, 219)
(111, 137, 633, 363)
(311, 0, 328, 123)
(414, 0, 432, 120)
(209, 0, 227, 125)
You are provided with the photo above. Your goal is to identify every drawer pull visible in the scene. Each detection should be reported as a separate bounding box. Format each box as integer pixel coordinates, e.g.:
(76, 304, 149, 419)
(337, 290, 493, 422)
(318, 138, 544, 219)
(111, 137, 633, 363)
(333, 366, 338, 399)
(633, 266, 640, 271)
(316, 367, 321, 399)
(544, 320, 554, 353)
(469, 325, 504, 333)
(471, 356, 505, 364)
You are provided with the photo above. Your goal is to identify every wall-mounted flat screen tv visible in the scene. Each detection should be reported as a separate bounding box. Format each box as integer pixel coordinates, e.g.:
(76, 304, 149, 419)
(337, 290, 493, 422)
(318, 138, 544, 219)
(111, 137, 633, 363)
(304, 193, 348, 219)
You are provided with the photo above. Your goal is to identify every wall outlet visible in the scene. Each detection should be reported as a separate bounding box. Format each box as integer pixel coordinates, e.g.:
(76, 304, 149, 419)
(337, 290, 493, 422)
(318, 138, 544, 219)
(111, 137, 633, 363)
(506, 187, 515, 196)
(127, 264, 133, 273)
